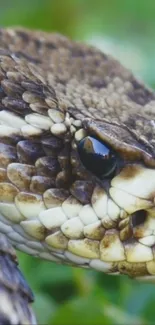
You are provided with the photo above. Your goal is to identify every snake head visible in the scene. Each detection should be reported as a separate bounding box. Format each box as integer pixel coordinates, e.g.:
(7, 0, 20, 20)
(1, 28, 155, 280)
(70, 114, 155, 280)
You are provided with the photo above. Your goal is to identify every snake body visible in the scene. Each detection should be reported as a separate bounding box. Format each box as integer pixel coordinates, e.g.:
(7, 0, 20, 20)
(0, 26, 155, 296)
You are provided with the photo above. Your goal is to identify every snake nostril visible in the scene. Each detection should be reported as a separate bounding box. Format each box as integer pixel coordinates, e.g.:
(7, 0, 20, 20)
(131, 209, 147, 227)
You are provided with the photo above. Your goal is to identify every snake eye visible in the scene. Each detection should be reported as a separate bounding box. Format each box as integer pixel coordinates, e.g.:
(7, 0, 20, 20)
(78, 136, 117, 179)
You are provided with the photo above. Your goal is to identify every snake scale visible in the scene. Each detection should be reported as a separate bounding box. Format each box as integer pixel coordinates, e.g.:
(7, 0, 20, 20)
(0, 27, 155, 323)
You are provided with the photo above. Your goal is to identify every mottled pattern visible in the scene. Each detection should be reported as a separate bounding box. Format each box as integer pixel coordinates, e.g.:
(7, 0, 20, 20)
(0, 234, 36, 325)
(0, 27, 155, 287)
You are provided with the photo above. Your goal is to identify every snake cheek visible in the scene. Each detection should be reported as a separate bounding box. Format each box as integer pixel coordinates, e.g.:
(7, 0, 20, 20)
(109, 187, 153, 214)
(111, 164, 155, 200)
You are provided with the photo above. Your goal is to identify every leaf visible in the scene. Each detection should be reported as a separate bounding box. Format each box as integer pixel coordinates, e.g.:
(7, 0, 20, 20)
(51, 297, 112, 325)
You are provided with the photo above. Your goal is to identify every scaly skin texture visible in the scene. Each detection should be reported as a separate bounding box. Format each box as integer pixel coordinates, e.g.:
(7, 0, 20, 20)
(0, 27, 155, 295)
(0, 234, 36, 325)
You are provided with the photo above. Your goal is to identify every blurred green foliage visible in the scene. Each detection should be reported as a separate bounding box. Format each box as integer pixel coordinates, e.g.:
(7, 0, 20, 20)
(1, 0, 155, 324)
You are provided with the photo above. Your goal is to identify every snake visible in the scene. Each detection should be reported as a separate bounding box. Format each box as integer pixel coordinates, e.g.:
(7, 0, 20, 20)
(0, 27, 155, 324)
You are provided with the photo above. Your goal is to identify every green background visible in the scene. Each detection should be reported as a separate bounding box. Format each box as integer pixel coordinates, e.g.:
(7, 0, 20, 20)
(1, 0, 155, 324)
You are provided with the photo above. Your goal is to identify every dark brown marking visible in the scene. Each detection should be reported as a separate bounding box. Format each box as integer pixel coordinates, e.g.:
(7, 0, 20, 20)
(118, 165, 142, 180)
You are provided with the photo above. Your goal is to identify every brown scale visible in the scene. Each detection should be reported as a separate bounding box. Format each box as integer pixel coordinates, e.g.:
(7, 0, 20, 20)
(6, 71, 25, 83)
(0, 169, 7, 182)
(12, 51, 42, 65)
(21, 80, 45, 92)
(22, 91, 46, 107)
(7, 163, 35, 191)
(0, 143, 17, 167)
(0, 182, 19, 202)
(43, 84, 58, 102)
(118, 261, 148, 277)
(0, 54, 15, 71)
(17, 140, 45, 164)
(30, 102, 50, 115)
(41, 135, 63, 155)
(35, 156, 61, 178)
(43, 188, 69, 208)
(120, 224, 133, 242)
(2, 97, 31, 116)
(0, 131, 22, 146)
(56, 170, 72, 189)
(84, 223, 105, 241)
(1, 80, 24, 98)
(70, 180, 95, 205)
(30, 175, 55, 194)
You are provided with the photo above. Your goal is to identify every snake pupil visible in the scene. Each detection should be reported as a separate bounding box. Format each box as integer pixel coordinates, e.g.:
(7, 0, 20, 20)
(78, 136, 117, 179)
